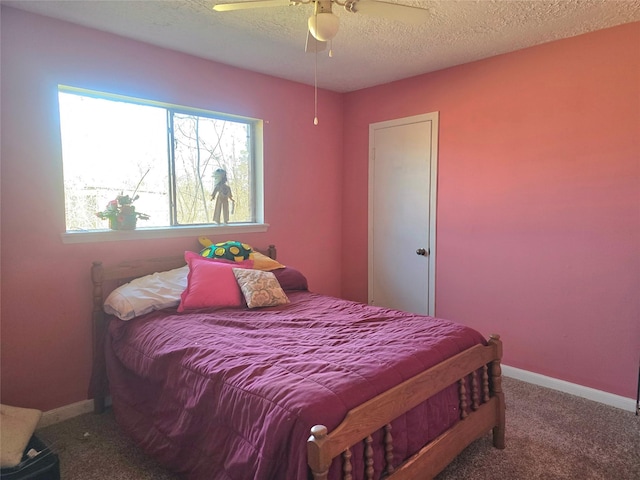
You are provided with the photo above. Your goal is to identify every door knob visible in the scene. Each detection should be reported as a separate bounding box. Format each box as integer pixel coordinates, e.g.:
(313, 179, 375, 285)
(416, 248, 429, 256)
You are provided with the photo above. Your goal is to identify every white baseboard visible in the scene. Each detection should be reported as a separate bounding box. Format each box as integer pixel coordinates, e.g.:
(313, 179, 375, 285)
(37, 399, 94, 429)
(502, 365, 637, 413)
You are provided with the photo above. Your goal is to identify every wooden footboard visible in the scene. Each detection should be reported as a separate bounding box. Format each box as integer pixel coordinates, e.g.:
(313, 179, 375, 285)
(307, 335, 505, 480)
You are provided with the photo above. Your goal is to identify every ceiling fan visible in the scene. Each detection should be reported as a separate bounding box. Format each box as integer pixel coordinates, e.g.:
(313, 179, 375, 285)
(213, 1, 429, 125)
(213, 1, 430, 50)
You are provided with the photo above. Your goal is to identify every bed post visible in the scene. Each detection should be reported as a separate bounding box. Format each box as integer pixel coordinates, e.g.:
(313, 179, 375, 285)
(89, 261, 107, 414)
(488, 334, 506, 449)
(307, 425, 330, 480)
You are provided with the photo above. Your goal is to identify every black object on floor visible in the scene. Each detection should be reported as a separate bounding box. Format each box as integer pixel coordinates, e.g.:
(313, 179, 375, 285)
(0, 435, 60, 480)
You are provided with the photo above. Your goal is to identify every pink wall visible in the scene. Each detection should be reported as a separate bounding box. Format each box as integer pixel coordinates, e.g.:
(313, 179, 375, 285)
(0, 7, 343, 411)
(342, 23, 640, 399)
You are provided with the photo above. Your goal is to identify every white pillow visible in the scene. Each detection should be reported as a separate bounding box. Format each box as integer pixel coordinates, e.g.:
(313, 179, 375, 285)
(104, 265, 188, 320)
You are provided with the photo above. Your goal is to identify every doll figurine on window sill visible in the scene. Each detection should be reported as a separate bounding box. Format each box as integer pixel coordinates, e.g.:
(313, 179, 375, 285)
(211, 168, 234, 224)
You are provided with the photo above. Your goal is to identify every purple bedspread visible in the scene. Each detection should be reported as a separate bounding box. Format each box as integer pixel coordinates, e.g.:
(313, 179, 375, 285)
(105, 291, 486, 480)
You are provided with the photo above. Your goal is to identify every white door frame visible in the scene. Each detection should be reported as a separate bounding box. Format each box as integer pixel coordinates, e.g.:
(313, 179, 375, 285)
(368, 112, 439, 316)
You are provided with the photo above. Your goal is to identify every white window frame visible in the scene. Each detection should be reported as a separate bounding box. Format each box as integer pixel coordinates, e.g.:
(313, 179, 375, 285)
(57, 86, 266, 244)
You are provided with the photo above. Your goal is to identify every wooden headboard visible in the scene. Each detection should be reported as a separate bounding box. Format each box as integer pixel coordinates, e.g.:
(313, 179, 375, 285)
(89, 244, 277, 413)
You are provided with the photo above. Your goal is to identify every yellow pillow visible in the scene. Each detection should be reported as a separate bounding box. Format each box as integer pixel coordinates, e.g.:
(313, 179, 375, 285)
(250, 251, 285, 271)
(0, 404, 42, 468)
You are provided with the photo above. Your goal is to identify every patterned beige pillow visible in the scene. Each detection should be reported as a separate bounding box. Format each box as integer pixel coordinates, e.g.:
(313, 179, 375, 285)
(233, 268, 290, 308)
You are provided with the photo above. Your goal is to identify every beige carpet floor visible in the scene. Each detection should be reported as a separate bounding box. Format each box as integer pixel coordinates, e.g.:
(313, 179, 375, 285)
(36, 377, 639, 479)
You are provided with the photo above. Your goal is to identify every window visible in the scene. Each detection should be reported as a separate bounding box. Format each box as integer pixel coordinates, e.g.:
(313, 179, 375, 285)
(58, 86, 262, 234)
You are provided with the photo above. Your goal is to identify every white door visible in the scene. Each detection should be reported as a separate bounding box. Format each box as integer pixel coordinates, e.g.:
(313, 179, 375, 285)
(368, 112, 438, 315)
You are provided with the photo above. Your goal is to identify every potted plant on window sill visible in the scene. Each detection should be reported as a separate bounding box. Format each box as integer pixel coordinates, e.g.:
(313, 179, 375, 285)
(96, 194, 150, 231)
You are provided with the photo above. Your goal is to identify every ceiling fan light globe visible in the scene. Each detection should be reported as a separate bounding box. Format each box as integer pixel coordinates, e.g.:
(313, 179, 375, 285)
(308, 12, 339, 42)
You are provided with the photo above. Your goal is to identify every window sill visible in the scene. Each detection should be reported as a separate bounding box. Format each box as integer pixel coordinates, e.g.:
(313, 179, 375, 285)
(61, 223, 269, 244)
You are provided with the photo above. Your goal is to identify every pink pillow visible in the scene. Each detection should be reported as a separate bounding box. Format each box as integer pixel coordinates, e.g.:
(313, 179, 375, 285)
(178, 252, 253, 312)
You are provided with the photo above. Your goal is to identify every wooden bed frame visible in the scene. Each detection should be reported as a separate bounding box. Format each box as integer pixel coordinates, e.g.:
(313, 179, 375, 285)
(89, 245, 505, 480)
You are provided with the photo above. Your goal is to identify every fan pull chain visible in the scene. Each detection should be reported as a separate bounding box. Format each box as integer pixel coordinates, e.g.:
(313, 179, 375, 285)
(314, 35, 319, 125)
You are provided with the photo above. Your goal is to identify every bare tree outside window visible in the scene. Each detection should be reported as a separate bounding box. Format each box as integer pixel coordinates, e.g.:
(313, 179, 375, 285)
(172, 114, 251, 225)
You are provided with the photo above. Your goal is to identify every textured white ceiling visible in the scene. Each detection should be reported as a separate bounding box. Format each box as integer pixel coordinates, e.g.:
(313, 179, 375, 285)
(3, 0, 640, 92)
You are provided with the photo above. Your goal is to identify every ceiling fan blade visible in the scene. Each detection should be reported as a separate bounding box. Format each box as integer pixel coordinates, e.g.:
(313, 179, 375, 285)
(305, 30, 327, 53)
(213, 0, 293, 12)
(349, 0, 429, 25)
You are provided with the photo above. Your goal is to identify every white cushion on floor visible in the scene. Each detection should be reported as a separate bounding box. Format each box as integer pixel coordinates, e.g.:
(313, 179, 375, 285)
(0, 404, 42, 468)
